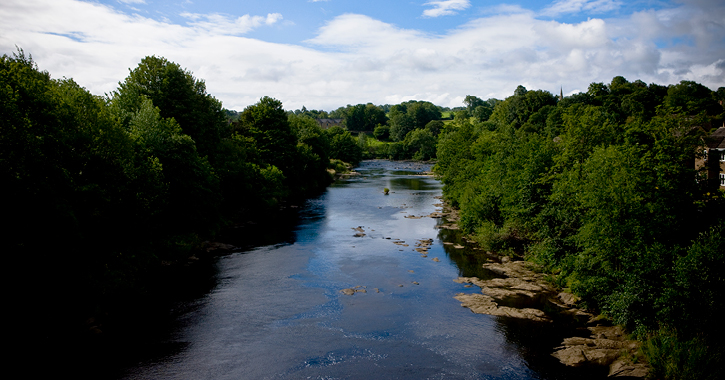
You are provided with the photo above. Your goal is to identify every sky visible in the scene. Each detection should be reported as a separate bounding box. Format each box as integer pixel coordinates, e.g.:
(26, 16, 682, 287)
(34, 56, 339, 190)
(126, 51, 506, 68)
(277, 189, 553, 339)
(1, 0, 724, 111)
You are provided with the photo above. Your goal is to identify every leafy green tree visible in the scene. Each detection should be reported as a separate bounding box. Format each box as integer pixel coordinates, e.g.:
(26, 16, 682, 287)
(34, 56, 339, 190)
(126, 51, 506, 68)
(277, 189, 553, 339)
(408, 101, 442, 129)
(404, 129, 436, 161)
(464, 95, 498, 122)
(116, 96, 221, 234)
(373, 124, 390, 140)
(326, 125, 362, 165)
(344, 104, 367, 130)
(437, 79, 725, 368)
(664, 80, 721, 116)
(388, 100, 441, 141)
(464, 95, 485, 113)
(489, 86, 557, 129)
(239, 96, 298, 175)
(389, 106, 415, 141)
(424, 120, 444, 137)
(289, 113, 332, 192)
(114, 56, 226, 161)
(364, 103, 388, 130)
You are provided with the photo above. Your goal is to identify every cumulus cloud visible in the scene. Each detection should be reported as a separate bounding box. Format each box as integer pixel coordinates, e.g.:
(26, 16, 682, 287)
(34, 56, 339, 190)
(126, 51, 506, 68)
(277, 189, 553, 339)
(423, 0, 471, 18)
(117, 0, 146, 4)
(1, 0, 723, 111)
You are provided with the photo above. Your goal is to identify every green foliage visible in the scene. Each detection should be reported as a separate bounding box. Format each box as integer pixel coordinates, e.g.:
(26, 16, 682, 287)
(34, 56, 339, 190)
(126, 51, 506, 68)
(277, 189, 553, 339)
(464, 95, 499, 122)
(404, 129, 436, 161)
(114, 56, 226, 160)
(424, 119, 444, 137)
(334, 103, 387, 131)
(326, 125, 362, 165)
(373, 124, 390, 140)
(644, 329, 723, 380)
(389, 100, 441, 141)
(660, 222, 725, 338)
(664, 80, 721, 116)
(436, 76, 725, 377)
(239, 96, 298, 175)
(2, 50, 337, 334)
(389, 108, 415, 141)
(489, 86, 558, 129)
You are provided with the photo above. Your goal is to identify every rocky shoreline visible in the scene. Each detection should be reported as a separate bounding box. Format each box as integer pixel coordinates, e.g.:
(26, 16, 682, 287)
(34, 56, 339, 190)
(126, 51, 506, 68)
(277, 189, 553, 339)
(439, 201, 649, 378)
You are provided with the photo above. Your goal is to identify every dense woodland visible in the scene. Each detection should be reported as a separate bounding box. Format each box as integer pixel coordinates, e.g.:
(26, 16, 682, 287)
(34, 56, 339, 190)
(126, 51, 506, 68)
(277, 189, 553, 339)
(3, 48, 725, 378)
(1, 51, 363, 347)
(436, 79, 725, 379)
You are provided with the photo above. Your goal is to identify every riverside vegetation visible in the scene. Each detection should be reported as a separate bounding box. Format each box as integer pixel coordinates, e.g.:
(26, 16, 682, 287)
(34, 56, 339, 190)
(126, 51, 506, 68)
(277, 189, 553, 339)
(3, 48, 724, 379)
(2, 50, 362, 351)
(435, 80, 725, 379)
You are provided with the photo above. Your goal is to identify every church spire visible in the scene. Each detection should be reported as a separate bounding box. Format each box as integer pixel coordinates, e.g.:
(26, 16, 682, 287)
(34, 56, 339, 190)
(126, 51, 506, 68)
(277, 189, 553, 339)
(559, 87, 564, 101)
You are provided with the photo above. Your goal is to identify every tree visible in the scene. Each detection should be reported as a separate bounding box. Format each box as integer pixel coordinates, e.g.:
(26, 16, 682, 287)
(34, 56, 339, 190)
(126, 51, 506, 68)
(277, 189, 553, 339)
(373, 124, 390, 140)
(488, 87, 557, 129)
(425, 120, 444, 137)
(114, 56, 226, 161)
(389, 105, 415, 141)
(364, 103, 388, 131)
(326, 125, 362, 165)
(464, 95, 485, 113)
(404, 129, 437, 161)
(344, 104, 367, 131)
(239, 96, 298, 176)
(388, 100, 441, 141)
(664, 80, 721, 116)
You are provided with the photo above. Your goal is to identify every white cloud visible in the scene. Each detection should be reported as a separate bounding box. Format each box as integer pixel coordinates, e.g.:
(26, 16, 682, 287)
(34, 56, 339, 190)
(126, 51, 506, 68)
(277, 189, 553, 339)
(0, 0, 723, 111)
(180, 12, 282, 35)
(423, 0, 471, 18)
(542, 0, 622, 17)
(117, 0, 146, 4)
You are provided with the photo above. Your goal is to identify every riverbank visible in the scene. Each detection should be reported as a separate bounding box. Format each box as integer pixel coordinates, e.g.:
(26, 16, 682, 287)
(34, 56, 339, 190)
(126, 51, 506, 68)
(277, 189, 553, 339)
(437, 201, 650, 378)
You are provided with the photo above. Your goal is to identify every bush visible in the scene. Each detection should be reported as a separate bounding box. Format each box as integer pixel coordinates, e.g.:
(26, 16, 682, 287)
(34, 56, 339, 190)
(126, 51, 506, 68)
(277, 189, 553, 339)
(373, 124, 390, 140)
(644, 329, 723, 380)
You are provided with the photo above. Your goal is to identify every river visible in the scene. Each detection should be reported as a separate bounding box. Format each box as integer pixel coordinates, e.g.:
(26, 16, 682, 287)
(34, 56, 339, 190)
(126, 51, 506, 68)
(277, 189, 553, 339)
(113, 160, 605, 380)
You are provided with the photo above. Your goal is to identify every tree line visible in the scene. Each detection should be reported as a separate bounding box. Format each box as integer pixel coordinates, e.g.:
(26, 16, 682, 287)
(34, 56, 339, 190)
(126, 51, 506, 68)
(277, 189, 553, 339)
(1, 50, 365, 340)
(293, 100, 449, 161)
(435, 77, 725, 379)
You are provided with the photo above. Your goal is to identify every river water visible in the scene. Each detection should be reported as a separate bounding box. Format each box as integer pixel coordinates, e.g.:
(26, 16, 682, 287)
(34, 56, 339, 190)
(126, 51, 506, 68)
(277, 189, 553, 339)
(116, 160, 604, 380)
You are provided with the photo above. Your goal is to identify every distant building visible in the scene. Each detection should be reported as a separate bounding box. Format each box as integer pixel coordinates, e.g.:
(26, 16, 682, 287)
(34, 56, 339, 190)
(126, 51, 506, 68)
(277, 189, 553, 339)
(316, 119, 344, 129)
(695, 126, 725, 190)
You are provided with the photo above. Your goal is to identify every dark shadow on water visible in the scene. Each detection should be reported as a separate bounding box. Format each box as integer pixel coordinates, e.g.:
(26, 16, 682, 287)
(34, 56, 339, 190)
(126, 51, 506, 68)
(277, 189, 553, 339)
(495, 317, 610, 380)
(63, 201, 321, 380)
(436, 219, 501, 279)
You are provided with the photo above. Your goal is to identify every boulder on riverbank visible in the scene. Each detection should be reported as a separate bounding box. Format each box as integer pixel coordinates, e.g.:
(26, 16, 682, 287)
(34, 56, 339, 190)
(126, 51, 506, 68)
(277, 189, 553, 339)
(551, 325, 649, 378)
(454, 292, 551, 322)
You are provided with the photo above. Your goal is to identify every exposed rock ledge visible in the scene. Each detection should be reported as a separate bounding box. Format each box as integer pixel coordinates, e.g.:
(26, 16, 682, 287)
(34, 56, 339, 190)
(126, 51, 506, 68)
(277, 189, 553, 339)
(454, 260, 558, 323)
(552, 325, 649, 378)
(453, 259, 648, 377)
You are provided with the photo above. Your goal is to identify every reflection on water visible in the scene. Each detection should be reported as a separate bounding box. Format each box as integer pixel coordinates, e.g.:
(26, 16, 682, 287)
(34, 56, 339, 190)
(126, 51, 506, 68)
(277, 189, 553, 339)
(107, 160, 606, 380)
(436, 221, 503, 280)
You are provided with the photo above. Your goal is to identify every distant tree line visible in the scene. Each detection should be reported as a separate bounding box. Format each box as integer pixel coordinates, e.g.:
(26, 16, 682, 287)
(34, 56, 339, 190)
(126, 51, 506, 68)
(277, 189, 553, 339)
(290, 99, 447, 161)
(436, 77, 725, 379)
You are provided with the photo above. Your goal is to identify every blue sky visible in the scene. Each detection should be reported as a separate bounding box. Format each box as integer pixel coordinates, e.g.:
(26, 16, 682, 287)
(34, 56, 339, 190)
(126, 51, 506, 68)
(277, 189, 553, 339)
(1, 0, 723, 111)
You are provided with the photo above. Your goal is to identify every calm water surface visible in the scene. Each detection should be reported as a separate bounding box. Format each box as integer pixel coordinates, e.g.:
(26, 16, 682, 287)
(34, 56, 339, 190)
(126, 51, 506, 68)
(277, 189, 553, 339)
(119, 160, 602, 380)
